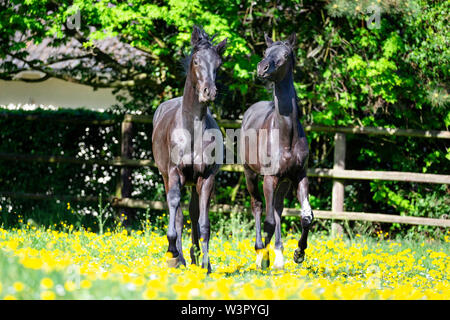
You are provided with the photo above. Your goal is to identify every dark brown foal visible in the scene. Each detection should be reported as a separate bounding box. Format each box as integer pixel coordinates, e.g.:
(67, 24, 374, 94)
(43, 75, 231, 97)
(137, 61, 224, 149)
(241, 33, 313, 270)
(152, 26, 227, 273)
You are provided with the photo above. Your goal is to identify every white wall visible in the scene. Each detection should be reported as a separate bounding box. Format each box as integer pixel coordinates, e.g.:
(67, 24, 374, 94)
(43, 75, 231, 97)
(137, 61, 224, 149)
(0, 78, 118, 110)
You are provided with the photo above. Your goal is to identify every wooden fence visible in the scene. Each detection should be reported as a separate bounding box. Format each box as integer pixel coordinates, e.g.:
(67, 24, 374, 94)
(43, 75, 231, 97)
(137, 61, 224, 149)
(1, 112, 449, 229)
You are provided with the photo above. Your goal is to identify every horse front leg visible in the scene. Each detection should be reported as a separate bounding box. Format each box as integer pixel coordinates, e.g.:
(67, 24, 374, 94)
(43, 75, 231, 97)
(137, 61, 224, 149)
(175, 205, 186, 266)
(165, 168, 185, 268)
(197, 174, 214, 273)
(272, 181, 290, 270)
(294, 173, 314, 264)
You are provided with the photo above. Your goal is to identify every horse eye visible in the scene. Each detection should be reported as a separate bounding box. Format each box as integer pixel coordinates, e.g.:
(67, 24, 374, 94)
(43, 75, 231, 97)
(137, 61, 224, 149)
(193, 59, 198, 65)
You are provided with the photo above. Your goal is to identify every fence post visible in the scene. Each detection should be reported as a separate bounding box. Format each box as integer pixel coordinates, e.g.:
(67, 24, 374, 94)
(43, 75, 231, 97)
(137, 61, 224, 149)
(117, 119, 134, 222)
(331, 132, 346, 237)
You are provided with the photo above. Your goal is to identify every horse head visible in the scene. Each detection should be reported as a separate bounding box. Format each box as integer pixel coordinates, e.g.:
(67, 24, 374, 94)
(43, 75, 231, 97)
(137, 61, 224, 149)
(188, 26, 227, 103)
(257, 33, 296, 82)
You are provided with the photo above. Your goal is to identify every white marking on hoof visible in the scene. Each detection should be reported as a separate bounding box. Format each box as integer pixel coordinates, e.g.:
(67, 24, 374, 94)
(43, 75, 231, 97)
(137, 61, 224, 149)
(166, 256, 181, 268)
(301, 207, 313, 218)
(256, 251, 263, 269)
(256, 249, 270, 269)
(272, 248, 284, 270)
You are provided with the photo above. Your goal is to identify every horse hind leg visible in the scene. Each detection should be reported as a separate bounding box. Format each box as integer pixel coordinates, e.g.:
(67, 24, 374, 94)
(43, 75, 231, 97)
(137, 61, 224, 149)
(260, 175, 280, 270)
(174, 206, 186, 267)
(197, 175, 215, 273)
(272, 181, 290, 270)
(294, 174, 314, 264)
(244, 167, 268, 269)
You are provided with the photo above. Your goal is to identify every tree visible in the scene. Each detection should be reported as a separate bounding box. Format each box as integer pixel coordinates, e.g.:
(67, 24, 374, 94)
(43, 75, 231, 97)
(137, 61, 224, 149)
(1, 0, 448, 236)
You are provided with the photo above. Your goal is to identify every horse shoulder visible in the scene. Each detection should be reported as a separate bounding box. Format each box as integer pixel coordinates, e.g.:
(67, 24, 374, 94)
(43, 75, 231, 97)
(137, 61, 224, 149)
(204, 110, 221, 131)
(202, 112, 223, 173)
(153, 97, 183, 128)
(242, 101, 274, 130)
(293, 122, 309, 170)
(152, 97, 183, 175)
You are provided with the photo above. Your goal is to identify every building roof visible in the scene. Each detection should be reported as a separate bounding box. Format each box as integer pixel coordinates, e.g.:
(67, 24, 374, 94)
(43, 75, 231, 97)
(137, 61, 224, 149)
(1, 31, 149, 81)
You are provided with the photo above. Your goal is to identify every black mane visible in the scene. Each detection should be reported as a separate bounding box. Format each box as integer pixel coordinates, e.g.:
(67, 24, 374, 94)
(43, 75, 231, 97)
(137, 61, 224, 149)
(181, 26, 217, 73)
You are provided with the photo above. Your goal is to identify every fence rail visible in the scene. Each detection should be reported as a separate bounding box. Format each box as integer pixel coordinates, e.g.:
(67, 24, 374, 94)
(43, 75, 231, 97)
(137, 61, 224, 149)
(2, 192, 449, 228)
(4, 111, 450, 139)
(1, 152, 448, 184)
(1, 112, 449, 229)
(125, 114, 450, 139)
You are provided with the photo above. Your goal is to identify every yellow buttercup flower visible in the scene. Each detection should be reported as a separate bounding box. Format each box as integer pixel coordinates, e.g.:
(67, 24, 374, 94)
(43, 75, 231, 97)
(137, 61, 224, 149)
(40, 278, 54, 289)
(142, 288, 157, 299)
(0, 226, 448, 300)
(21, 257, 43, 270)
(80, 280, 92, 289)
(64, 280, 77, 292)
(40, 291, 56, 300)
(13, 282, 25, 292)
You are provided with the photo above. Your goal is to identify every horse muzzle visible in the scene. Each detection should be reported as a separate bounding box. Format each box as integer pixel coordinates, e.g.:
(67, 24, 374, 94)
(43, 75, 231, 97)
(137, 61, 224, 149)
(198, 85, 217, 103)
(257, 61, 272, 79)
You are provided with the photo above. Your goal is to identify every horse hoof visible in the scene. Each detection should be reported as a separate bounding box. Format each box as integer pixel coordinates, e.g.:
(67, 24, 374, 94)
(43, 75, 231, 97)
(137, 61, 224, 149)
(165, 252, 181, 268)
(203, 262, 212, 274)
(256, 249, 270, 270)
(293, 248, 305, 264)
(261, 257, 270, 270)
(272, 264, 284, 271)
(272, 248, 284, 270)
(167, 256, 181, 268)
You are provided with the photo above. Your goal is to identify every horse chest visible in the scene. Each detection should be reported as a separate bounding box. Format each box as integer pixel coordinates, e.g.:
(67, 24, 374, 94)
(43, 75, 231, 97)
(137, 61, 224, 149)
(266, 142, 307, 176)
(176, 151, 219, 185)
(277, 148, 297, 172)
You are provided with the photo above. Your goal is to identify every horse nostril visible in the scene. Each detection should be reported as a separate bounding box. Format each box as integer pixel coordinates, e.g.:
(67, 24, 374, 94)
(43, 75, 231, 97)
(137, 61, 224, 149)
(258, 63, 269, 76)
(203, 87, 209, 96)
(210, 88, 217, 99)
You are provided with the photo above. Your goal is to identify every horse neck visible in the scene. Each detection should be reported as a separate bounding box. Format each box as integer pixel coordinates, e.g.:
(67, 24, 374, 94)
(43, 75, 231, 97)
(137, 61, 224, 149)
(181, 74, 207, 132)
(273, 69, 298, 147)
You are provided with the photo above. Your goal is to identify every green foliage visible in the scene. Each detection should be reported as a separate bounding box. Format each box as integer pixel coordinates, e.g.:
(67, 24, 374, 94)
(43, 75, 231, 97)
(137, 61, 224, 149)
(215, 211, 254, 242)
(369, 182, 449, 240)
(1, 0, 448, 117)
(0, 108, 120, 200)
(0, 107, 162, 230)
(406, 187, 449, 239)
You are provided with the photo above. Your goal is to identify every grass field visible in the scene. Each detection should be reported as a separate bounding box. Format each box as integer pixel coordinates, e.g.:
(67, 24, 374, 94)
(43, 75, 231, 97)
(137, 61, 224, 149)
(0, 221, 448, 300)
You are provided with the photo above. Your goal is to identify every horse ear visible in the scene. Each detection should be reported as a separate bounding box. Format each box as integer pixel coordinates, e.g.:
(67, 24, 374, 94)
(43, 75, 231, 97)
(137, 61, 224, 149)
(264, 33, 274, 47)
(215, 38, 227, 56)
(191, 25, 203, 46)
(286, 32, 297, 48)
